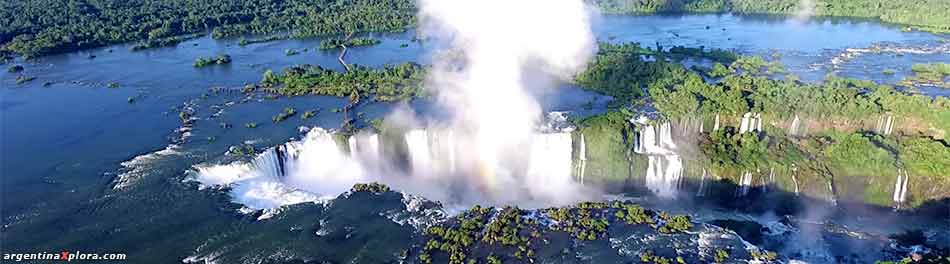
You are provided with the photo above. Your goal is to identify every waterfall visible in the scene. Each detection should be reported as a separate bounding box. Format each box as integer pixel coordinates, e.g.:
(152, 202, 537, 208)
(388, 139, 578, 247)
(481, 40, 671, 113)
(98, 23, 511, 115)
(194, 122, 589, 210)
(348, 136, 358, 158)
(893, 169, 910, 208)
(405, 130, 434, 176)
(739, 113, 751, 133)
(525, 132, 575, 198)
(633, 117, 683, 198)
(739, 112, 763, 134)
(430, 130, 458, 174)
(192, 128, 367, 209)
(791, 164, 800, 195)
(827, 180, 838, 205)
(737, 171, 753, 197)
(713, 114, 721, 131)
(578, 133, 587, 185)
(255, 146, 286, 179)
(789, 114, 802, 136)
(279, 128, 368, 195)
(348, 133, 381, 171)
(761, 167, 775, 193)
(877, 115, 895, 136)
(697, 168, 708, 197)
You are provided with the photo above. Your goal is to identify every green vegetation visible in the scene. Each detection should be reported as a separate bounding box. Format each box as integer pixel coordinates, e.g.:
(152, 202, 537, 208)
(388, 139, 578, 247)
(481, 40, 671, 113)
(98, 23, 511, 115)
(639, 250, 675, 264)
(589, 0, 950, 32)
(319, 37, 381, 50)
(1, 0, 415, 58)
(714, 248, 730, 263)
(15, 75, 36, 84)
(573, 42, 950, 206)
(193, 54, 232, 68)
(904, 63, 950, 88)
(229, 144, 257, 156)
(544, 203, 610, 240)
(4, 0, 948, 58)
(272, 107, 297, 123)
(130, 34, 203, 51)
(418, 201, 708, 264)
(238, 36, 284, 46)
(657, 213, 693, 233)
(748, 249, 779, 262)
(350, 182, 390, 193)
(260, 62, 425, 102)
(576, 42, 738, 105)
(576, 111, 636, 185)
(301, 110, 317, 119)
(244, 122, 258, 128)
(731, 56, 785, 75)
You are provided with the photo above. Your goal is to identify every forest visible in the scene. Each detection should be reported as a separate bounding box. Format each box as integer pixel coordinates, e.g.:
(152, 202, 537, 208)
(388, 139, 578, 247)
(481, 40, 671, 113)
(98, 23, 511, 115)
(319, 37, 381, 50)
(3, 0, 949, 58)
(0, 0, 414, 58)
(258, 62, 425, 102)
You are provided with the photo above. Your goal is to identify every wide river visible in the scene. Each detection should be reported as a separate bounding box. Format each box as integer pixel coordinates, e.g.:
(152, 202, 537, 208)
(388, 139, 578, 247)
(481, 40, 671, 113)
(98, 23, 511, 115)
(1, 13, 947, 263)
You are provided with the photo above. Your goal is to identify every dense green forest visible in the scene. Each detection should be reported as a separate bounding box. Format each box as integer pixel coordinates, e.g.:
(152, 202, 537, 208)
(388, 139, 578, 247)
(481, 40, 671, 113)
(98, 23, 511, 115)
(589, 0, 950, 32)
(257, 62, 425, 102)
(0, 0, 414, 57)
(319, 37, 381, 50)
(3, 0, 948, 58)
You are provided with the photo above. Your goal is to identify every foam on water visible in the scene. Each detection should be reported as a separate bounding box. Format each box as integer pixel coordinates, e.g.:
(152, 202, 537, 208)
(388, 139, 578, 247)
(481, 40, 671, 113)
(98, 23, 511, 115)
(113, 144, 182, 189)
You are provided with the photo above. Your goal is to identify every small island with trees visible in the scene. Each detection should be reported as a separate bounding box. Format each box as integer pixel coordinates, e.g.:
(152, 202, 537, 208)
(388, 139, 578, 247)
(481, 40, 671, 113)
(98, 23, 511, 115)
(193, 54, 232, 68)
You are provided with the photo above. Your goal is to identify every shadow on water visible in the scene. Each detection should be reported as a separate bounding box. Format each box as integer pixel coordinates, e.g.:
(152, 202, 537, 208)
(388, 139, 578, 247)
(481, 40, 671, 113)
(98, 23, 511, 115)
(602, 175, 950, 262)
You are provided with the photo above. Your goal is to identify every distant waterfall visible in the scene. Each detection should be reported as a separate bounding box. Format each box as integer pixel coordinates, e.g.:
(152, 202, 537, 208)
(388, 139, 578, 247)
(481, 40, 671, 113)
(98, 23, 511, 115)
(739, 112, 763, 134)
(404, 129, 459, 176)
(788, 114, 803, 136)
(525, 132, 575, 198)
(713, 114, 721, 131)
(633, 116, 683, 198)
(697, 168, 708, 197)
(577, 133, 587, 185)
(737, 171, 753, 197)
(348, 133, 381, 176)
(764, 167, 775, 193)
(791, 164, 801, 196)
(876, 115, 895, 136)
(893, 169, 910, 208)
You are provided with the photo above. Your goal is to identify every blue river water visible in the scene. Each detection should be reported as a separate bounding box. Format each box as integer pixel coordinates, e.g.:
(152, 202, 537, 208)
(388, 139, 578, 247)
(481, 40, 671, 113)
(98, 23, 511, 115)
(0, 15, 947, 260)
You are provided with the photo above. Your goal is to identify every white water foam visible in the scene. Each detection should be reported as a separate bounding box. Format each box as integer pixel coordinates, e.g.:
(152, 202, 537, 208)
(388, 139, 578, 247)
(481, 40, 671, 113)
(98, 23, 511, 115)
(113, 144, 182, 189)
